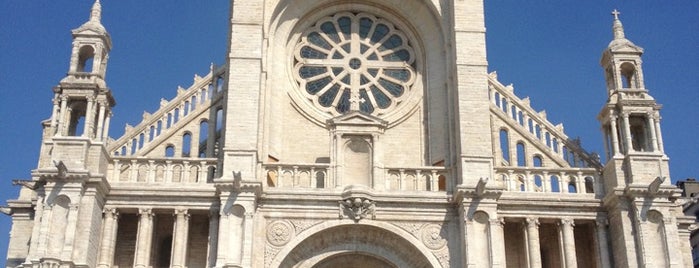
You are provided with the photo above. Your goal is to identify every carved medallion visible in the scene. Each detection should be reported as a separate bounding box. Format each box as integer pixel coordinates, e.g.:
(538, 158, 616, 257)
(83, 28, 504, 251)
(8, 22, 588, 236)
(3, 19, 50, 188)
(266, 220, 294, 246)
(421, 224, 447, 250)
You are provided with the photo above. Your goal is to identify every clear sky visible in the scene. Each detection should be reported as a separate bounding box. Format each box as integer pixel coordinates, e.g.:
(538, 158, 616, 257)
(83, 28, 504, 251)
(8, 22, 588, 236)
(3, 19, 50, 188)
(0, 1, 697, 265)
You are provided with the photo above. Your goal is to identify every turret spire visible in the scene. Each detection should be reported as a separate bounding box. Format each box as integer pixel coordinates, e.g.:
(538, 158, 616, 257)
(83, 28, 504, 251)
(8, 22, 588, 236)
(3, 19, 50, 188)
(611, 9, 625, 40)
(90, 0, 102, 23)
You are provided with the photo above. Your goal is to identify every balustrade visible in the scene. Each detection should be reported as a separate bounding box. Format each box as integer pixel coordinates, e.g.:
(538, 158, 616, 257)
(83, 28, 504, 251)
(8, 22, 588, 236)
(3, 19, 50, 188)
(495, 166, 597, 194)
(263, 164, 449, 192)
(108, 157, 217, 184)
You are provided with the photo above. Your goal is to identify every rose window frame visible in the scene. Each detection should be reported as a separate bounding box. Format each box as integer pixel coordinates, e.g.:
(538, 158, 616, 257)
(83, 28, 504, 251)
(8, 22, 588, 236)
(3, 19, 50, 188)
(292, 12, 419, 118)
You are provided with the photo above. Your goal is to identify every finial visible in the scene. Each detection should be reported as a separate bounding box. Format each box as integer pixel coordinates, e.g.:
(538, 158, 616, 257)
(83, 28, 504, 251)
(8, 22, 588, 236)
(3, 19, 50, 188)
(90, 0, 102, 22)
(611, 9, 625, 40)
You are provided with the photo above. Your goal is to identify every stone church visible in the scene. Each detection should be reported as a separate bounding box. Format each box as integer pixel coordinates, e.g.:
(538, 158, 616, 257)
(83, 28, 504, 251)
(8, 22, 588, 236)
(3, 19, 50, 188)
(2, 0, 694, 267)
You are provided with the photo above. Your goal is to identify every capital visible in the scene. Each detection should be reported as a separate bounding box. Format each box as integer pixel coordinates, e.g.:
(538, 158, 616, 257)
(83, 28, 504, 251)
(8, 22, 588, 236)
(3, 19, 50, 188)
(560, 217, 575, 227)
(525, 217, 539, 228)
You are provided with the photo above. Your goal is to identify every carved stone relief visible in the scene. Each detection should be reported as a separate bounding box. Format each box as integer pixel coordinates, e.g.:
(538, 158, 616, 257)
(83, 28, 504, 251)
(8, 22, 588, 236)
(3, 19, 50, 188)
(266, 220, 294, 246)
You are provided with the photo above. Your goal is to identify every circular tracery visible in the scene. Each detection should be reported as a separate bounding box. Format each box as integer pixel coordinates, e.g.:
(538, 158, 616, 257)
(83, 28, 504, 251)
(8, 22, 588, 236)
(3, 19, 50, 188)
(294, 12, 417, 116)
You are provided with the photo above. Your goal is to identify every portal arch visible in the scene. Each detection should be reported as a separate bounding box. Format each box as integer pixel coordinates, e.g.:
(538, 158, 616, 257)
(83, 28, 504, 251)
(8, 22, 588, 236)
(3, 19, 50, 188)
(270, 220, 442, 267)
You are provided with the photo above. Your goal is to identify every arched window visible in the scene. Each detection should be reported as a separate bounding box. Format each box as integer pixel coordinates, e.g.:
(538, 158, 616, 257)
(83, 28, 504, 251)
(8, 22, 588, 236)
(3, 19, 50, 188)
(167, 113, 173, 128)
(149, 126, 155, 142)
(528, 119, 534, 133)
(568, 182, 577, 193)
(120, 146, 127, 156)
(534, 175, 543, 191)
(533, 155, 543, 167)
(620, 62, 636, 89)
(518, 111, 524, 126)
(130, 139, 138, 155)
(201, 87, 208, 103)
(629, 115, 650, 152)
(199, 120, 209, 157)
(156, 120, 163, 136)
(182, 132, 192, 157)
(585, 177, 595, 193)
(535, 125, 542, 139)
(77, 45, 95, 73)
(516, 142, 526, 166)
(494, 92, 501, 108)
(165, 145, 175, 158)
(550, 175, 560, 192)
(183, 101, 190, 116)
(438, 175, 446, 191)
(216, 76, 224, 92)
(501, 99, 509, 114)
(138, 133, 145, 149)
(545, 132, 551, 147)
(499, 129, 510, 164)
(173, 108, 180, 123)
(190, 96, 197, 110)
(552, 138, 559, 153)
(316, 171, 325, 188)
(511, 106, 517, 120)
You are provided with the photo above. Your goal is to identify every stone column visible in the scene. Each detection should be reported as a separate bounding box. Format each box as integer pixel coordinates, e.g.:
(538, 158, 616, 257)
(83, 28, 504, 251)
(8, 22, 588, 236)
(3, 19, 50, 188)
(102, 112, 111, 141)
(595, 218, 612, 268)
(609, 115, 621, 156)
(646, 113, 658, 152)
(134, 208, 154, 268)
(560, 218, 578, 268)
(97, 208, 119, 268)
(95, 102, 106, 141)
(621, 113, 633, 153)
(83, 96, 95, 138)
(525, 218, 541, 268)
(490, 217, 507, 267)
(58, 96, 68, 136)
(525, 218, 542, 268)
(50, 96, 60, 130)
(171, 209, 190, 268)
(653, 115, 665, 153)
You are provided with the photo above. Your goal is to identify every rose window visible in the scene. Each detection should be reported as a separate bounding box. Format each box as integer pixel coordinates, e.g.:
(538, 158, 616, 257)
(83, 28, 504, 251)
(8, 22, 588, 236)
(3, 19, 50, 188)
(294, 12, 416, 116)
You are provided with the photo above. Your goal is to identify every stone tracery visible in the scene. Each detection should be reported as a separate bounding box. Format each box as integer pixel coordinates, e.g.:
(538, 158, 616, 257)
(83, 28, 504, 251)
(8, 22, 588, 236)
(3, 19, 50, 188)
(293, 12, 416, 116)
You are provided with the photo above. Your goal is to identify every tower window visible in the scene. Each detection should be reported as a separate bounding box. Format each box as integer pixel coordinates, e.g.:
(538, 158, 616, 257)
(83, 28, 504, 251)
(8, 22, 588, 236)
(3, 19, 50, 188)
(620, 62, 636, 89)
(629, 115, 650, 151)
(77, 45, 95, 73)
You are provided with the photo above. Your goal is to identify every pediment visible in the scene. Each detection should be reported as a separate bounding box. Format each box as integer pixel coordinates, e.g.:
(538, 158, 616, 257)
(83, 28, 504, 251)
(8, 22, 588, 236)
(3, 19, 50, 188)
(327, 111, 388, 128)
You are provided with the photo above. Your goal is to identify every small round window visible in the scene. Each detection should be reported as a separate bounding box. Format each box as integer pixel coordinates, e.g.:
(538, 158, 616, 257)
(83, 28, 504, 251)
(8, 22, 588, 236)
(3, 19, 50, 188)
(293, 12, 416, 116)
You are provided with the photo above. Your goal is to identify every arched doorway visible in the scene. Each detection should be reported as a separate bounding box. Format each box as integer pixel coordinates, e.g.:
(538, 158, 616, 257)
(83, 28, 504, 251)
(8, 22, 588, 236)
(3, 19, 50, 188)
(273, 223, 439, 268)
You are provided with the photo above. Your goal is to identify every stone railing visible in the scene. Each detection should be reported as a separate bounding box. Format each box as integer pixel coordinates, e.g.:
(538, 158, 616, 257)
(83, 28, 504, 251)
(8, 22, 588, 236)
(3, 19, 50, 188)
(107, 157, 218, 184)
(263, 163, 449, 192)
(108, 64, 227, 156)
(488, 72, 601, 169)
(264, 163, 331, 189)
(384, 167, 449, 192)
(495, 166, 599, 194)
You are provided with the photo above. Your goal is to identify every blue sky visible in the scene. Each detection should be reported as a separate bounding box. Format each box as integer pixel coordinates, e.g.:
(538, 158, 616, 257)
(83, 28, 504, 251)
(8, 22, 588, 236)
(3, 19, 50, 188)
(0, 1, 697, 264)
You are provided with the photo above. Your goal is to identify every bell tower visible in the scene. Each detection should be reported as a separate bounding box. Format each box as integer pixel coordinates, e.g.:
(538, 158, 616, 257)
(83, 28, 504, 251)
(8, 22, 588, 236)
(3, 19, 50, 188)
(51, 0, 114, 140)
(38, 0, 115, 170)
(598, 9, 668, 187)
(17, 1, 115, 266)
(598, 10, 684, 267)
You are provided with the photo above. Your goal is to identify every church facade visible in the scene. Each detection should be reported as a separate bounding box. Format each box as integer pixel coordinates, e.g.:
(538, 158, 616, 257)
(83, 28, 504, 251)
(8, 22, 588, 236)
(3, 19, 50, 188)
(3, 1, 694, 267)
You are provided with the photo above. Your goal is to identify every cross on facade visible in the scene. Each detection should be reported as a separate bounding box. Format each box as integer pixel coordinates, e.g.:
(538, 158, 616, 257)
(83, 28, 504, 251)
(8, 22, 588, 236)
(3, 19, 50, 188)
(349, 91, 365, 111)
(611, 9, 620, 20)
